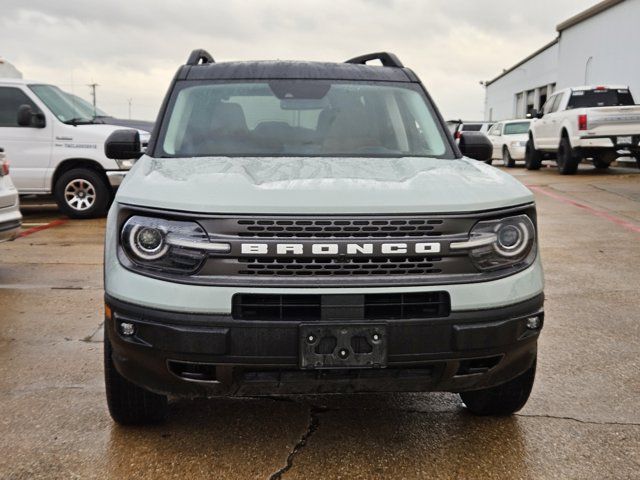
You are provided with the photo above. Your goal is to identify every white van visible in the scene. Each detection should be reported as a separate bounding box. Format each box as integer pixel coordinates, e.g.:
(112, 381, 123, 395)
(0, 78, 150, 218)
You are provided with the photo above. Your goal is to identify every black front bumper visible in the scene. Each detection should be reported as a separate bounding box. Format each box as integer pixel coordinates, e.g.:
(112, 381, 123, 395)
(105, 293, 543, 397)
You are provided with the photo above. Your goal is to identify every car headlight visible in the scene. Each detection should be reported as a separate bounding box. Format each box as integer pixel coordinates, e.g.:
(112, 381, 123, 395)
(510, 141, 527, 148)
(121, 216, 230, 274)
(451, 214, 536, 271)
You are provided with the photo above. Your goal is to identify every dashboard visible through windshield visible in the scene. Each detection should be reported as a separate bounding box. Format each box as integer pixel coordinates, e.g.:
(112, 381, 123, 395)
(157, 80, 454, 158)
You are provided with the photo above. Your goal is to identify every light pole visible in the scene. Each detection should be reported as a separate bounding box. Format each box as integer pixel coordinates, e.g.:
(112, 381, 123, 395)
(584, 56, 593, 85)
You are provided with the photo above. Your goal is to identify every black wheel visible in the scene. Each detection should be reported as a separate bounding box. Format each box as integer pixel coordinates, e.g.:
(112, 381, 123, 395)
(104, 327, 168, 425)
(592, 151, 617, 169)
(524, 138, 542, 170)
(556, 136, 580, 175)
(502, 147, 516, 168)
(460, 359, 536, 416)
(54, 168, 111, 219)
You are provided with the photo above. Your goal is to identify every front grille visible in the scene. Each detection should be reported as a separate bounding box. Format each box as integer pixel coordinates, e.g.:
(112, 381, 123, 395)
(234, 218, 446, 238)
(237, 256, 444, 276)
(232, 292, 451, 321)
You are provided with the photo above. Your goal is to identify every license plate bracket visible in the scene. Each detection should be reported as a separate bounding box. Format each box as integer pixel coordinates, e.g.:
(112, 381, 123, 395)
(299, 323, 387, 369)
(616, 136, 633, 146)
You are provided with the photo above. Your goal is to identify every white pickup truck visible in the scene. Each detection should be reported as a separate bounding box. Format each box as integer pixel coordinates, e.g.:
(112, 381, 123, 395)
(525, 85, 640, 174)
(0, 78, 150, 218)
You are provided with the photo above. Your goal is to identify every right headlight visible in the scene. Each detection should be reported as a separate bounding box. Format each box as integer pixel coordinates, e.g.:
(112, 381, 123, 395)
(121, 215, 230, 274)
(451, 214, 536, 271)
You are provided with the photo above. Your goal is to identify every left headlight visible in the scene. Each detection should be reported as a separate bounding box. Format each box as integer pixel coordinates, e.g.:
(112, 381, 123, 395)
(121, 216, 230, 274)
(115, 159, 135, 170)
(451, 214, 536, 271)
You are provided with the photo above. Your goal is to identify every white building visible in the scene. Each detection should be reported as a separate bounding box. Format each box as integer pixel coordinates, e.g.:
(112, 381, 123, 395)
(0, 58, 22, 79)
(484, 0, 640, 121)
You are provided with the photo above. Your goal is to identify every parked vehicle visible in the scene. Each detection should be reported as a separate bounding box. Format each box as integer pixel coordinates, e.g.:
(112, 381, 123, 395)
(486, 120, 531, 167)
(0, 78, 150, 218)
(65, 93, 155, 132)
(448, 120, 494, 139)
(0, 148, 22, 242)
(102, 50, 543, 425)
(526, 85, 640, 174)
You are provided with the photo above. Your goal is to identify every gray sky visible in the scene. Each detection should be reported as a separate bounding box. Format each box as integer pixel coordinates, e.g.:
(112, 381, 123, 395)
(1, 0, 594, 121)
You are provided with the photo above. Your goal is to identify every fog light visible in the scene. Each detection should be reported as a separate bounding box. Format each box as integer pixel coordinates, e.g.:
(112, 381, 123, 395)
(526, 316, 541, 330)
(120, 322, 135, 336)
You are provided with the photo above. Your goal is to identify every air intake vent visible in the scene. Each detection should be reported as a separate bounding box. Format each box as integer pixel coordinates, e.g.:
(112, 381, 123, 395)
(232, 292, 450, 321)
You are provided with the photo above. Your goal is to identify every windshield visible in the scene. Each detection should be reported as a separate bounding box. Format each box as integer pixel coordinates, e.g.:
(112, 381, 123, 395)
(503, 121, 530, 135)
(29, 84, 95, 123)
(567, 89, 635, 109)
(63, 93, 109, 118)
(158, 81, 453, 158)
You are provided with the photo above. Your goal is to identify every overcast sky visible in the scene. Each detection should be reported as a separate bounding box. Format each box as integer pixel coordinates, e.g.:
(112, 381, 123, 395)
(1, 0, 595, 121)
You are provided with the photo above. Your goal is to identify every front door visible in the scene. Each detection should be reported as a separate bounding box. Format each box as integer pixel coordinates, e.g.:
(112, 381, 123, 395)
(0, 86, 53, 192)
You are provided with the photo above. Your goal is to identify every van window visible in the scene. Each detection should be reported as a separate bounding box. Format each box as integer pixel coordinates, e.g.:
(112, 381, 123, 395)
(0, 87, 40, 127)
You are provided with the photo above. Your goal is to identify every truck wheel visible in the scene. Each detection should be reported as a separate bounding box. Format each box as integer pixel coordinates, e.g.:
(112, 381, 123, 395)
(524, 139, 542, 170)
(54, 168, 111, 219)
(556, 137, 580, 175)
(104, 327, 168, 425)
(460, 359, 536, 416)
(502, 147, 516, 168)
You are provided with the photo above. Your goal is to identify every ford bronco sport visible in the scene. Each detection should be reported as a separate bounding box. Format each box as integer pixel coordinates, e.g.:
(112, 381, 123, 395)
(103, 50, 544, 424)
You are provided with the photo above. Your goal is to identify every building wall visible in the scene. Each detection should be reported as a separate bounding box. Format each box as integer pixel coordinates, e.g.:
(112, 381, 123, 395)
(557, 0, 640, 96)
(483, 42, 558, 121)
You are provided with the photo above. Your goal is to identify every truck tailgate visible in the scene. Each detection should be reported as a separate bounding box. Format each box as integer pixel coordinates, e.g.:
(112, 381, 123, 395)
(585, 105, 640, 136)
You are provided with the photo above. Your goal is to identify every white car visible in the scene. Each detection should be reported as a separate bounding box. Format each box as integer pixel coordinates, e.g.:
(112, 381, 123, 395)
(0, 148, 21, 242)
(486, 120, 531, 167)
(526, 85, 640, 174)
(0, 78, 150, 218)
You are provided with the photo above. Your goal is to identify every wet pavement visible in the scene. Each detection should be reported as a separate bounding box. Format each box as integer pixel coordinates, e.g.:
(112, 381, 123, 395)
(1, 164, 639, 479)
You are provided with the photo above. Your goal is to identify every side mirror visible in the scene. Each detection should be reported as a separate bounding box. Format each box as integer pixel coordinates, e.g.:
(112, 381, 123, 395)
(17, 104, 46, 128)
(105, 129, 142, 160)
(458, 132, 492, 162)
(536, 110, 544, 119)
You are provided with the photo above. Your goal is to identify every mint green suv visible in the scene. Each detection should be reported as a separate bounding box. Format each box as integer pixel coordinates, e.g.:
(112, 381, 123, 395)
(103, 50, 544, 424)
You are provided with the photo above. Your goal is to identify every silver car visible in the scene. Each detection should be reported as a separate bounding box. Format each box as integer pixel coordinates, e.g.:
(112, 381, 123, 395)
(0, 148, 22, 242)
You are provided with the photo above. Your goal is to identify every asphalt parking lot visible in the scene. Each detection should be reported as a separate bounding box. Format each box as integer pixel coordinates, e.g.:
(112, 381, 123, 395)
(1, 163, 639, 480)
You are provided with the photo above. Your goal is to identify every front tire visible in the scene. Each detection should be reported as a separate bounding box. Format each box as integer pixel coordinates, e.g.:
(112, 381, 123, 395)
(104, 327, 168, 425)
(460, 359, 536, 416)
(524, 138, 542, 170)
(556, 136, 580, 175)
(502, 147, 516, 168)
(54, 168, 111, 219)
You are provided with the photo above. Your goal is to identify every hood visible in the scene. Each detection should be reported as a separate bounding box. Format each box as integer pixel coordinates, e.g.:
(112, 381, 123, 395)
(116, 156, 534, 214)
(97, 117, 154, 133)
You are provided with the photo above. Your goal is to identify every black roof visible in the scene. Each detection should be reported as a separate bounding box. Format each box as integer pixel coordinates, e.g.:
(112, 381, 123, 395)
(177, 52, 418, 83)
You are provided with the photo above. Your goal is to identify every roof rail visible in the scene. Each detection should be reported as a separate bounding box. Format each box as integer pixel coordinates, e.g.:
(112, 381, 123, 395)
(186, 49, 215, 66)
(345, 52, 404, 68)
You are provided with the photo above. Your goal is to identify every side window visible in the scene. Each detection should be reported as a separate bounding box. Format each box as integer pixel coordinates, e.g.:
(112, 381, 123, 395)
(550, 93, 564, 113)
(0, 87, 39, 127)
(543, 95, 556, 115)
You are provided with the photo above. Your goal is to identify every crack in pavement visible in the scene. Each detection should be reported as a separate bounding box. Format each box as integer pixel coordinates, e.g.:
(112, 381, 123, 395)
(81, 321, 104, 343)
(515, 412, 640, 427)
(267, 404, 325, 480)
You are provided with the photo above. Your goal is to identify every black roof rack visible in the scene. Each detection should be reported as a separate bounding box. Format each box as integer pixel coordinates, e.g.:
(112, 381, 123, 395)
(345, 52, 404, 68)
(186, 49, 215, 66)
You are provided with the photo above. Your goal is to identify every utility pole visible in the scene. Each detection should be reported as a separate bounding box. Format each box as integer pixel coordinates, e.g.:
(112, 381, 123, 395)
(128, 98, 133, 119)
(87, 83, 99, 116)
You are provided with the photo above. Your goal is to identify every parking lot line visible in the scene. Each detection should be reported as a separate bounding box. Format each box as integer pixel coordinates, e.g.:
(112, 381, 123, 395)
(529, 185, 640, 234)
(17, 219, 68, 238)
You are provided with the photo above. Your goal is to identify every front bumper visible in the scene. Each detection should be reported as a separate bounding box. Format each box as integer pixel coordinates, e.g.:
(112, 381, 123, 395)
(0, 205, 22, 243)
(106, 170, 128, 188)
(510, 145, 526, 160)
(106, 293, 543, 397)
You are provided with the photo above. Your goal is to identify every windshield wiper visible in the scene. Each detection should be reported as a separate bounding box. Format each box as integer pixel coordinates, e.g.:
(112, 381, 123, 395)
(64, 117, 96, 126)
